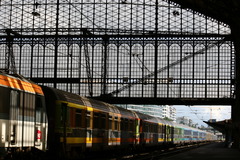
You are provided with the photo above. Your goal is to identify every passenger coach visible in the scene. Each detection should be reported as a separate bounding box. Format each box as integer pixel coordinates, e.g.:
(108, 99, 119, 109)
(42, 86, 216, 158)
(0, 71, 47, 153)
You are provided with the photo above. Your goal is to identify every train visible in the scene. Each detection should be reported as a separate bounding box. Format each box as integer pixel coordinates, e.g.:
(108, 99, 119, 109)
(0, 71, 217, 159)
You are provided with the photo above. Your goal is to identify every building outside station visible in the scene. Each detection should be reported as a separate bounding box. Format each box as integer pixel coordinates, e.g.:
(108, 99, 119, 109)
(117, 104, 176, 122)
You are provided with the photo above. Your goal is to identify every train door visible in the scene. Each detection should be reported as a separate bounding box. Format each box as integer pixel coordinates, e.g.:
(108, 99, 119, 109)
(108, 115, 119, 146)
(166, 125, 173, 142)
(86, 109, 93, 148)
(132, 112, 140, 145)
(139, 120, 144, 144)
(171, 126, 174, 143)
(82, 98, 93, 149)
(9, 90, 19, 146)
(163, 125, 167, 143)
(135, 118, 140, 145)
(108, 115, 113, 146)
(34, 95, 46, 150)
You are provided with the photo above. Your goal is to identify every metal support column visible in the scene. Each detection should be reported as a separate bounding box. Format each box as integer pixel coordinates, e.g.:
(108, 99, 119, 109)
(54, 0, 60, 88)
(230, 24, 240, 149)
(154, 0, 159, 98)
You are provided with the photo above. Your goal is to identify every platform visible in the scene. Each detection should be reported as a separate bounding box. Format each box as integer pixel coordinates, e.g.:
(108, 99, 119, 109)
(160, 142, 240, 160)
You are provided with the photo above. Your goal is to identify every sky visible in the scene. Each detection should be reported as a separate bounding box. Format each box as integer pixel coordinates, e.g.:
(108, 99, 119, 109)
(174, 105, 231, 127)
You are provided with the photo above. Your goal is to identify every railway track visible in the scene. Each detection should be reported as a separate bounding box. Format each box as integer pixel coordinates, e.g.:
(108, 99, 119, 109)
(3, 142, 214, 160)
(92, 142, 213, 160)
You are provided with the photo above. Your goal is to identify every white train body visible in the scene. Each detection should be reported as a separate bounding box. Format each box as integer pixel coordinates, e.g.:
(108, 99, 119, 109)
(0, 72, 47, 152)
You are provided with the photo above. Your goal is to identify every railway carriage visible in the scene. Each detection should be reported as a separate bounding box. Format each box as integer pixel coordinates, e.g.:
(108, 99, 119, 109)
(42, 86, 217, 158)
(0, 72, 47, 153)
(173, 123, 184, 144)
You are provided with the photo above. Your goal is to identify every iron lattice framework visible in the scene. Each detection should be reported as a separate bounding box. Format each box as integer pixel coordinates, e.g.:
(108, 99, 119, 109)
(0, 0, 235, 105)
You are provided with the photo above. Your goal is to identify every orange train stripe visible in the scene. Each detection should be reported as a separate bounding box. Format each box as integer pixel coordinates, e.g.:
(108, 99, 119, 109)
(109, 138, 121, 143)
(0, 74, 43, 95)
(60, 137, 86, 144)
(0, 75, 10, 86)
(7, 77, 21, 90)
(32, 83, 44, 95)
(20, 80, 35, 93)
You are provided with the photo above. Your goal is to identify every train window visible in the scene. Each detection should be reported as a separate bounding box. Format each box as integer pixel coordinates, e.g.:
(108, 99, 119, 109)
(151, 124, 155, 132)
(36, 96, 43, 123)
(129, 120, 133, 131)
(109, 116, 112, 130)
(151, 124, 155, 133)
(174, 128, 179, 134)
(120, 118, 125, 131)
(154, 125, 157, 133)
(10, 91, 18, 107)
(24, 93, 35, 118)
(147, 123, 149, 132)
(143, 122, 148, 132)
(171, 127, 174, 134)
(163, 125, 166, 134)
(86, 111, 91, 128)
(114, 117, 118, 131)
(167, 126, 170, 134)
(142, 122, 146, 132)
(61, 103, 70, 127)
(99, 113, 106, 129)
(114, 120, 117, 130)
(158, 125, 162, 133)
(123, 118, 128, 131)
(19, 92, 24, 115)
(0, 87, 10, 114)
(36, 96, 43, 109)
(146, 123, 149, 132)
(154, 124, 158, 133)
(75, 109, 82, 127)
(121, 118, 128, 131)
(125, 119, 129, 131)
(93, 112, 99, 129)
(10, 90, 19, 121)
(69, 108, 74, 127)
(149, 124, 152, 132)
(184, 130, 191, 135)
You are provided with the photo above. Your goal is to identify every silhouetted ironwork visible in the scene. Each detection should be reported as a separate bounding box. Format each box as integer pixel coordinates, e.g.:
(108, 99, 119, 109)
(0, 1, 234, 105)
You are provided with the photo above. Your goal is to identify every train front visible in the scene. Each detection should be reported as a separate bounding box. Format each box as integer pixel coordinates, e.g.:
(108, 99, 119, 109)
(0, 72, 48, 155)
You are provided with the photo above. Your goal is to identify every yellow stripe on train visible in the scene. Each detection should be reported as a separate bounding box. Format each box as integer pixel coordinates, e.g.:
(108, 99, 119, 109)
(158, 138, 164, 142)
(60, 137, 129, 144)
